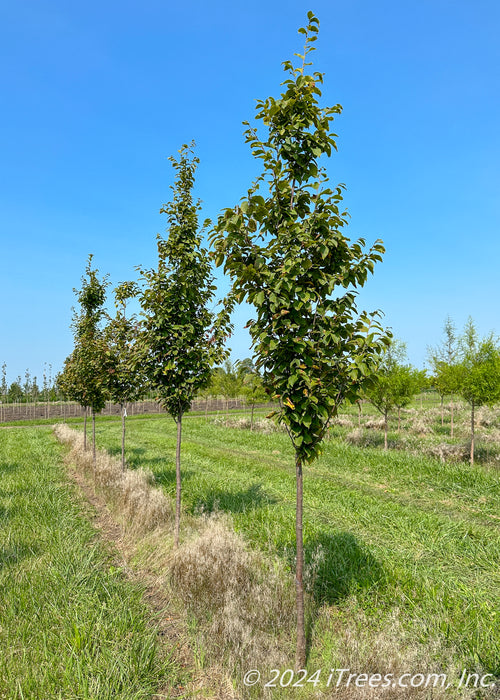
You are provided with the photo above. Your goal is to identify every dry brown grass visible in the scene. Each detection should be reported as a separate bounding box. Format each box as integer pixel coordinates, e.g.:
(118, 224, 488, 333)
(475, 406, 499, 428)
(54, 425, 488, 699)
(345, 428, 381, 448)
(54, 424, 172, 533)
(332, 416, 354, 429)
(365, 417, 386, 430)
(424, 443, 469, 463)
(408, 417, 434, 436)
(170, 515, 295, 676)
(53, 425, 295, 693)
(213, 416, 284, 434)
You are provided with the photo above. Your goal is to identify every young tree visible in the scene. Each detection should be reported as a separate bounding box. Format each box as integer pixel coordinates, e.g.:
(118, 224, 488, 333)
(428, 317, 460, 433)
(138, 143, 231, 548)
(8, 380, 23, 403)
(239, 361, 268, 429)
(59, 349, 91, 448)
(62, 256, 110, 461)
(457, 318, 500, 465)
(393, 365, 427, 430)
(1, 363, 7, 400)
(23, 369, 32, 404)
(213, 359, 243, 416)
(210, 13, 388, 667)
(365, 341, 425, 445)
(31, 376, 40, 402)
(0, 363, 6, 422)
(104, 281, 143, 469)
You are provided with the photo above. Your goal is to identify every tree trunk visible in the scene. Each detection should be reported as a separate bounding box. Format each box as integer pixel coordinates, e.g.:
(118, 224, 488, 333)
(251, 403, 255, 431)
(174, 415, 183, 548)
(121, 403, 126, 471)
(295, 453, 306, 669)
(441, 395, 444, 426)
(384, 409, 388, 450)
(92, 409, 96, 465)
(397, 406, 401, 432)
(470, 401, 475, 466)
(83, 407, 87, 451)
(357, 400, 361, 428)
(450, 399, 454, 438)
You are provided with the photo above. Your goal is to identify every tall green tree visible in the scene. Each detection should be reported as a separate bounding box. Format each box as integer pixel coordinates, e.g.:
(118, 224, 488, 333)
(138, 143, 231, 548)
(60, 349, 91, 448)
(62, 256, 110, 461)
(457, 318, 500, 465)
(105, 281, 143, 469)
(210, 12, 388, 667)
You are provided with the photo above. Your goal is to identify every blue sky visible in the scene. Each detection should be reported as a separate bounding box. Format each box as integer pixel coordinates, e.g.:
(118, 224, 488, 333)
(1, 0, 499, 384)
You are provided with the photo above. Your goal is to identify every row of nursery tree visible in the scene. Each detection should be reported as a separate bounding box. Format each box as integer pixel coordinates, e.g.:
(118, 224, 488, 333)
(0, 363, 59, 404)
(363, 318, 500, 464)
(44, 12, 500, 668)
(4, 314, 500, 471)
(0, 356, 265, 410)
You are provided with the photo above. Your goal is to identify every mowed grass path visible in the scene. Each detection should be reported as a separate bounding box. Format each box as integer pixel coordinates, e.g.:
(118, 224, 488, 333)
(0, 427, 177, 699)
(94, 414, 500, 675)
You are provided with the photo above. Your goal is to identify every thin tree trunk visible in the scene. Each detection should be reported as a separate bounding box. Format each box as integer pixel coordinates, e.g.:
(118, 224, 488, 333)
(174, 415, 183, 548)
(450, 399, 454, 438)
(251, 403, 255, 431)
(121, 403, 126, 471)
(397, 406, 401, 432)
(441, 395, 444, 426)
(384, 409, 388, 450)
(470, 401, 475, 466)
(83, 407, 87, 451)
(92, 409, 96, 464)
(357, 400, 361, 428)
(295, 453, 306, 669)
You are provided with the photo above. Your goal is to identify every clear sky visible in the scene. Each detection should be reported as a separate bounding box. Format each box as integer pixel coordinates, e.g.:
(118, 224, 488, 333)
(1, 0, 499, 384)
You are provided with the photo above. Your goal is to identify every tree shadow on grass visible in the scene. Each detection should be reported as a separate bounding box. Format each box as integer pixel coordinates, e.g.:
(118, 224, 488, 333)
(191, 483, 277, 515)
(153, 466, 196, 489)
(278, 529, 386, 660)
(0, 543, 39, 570)
(304, 530, 385, 606)
(0, 461, 20, 476)
(306, 531, 386, 658)
(105, 446, 179, 475)
(106, 445, 147, 467)
(0, 504, 10, 524)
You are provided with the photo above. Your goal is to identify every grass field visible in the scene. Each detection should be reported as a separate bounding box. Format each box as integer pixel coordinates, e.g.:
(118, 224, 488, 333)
(2, 406, 499, 698)
(90, 411, 500, 685)
(0, 427, 181, 699)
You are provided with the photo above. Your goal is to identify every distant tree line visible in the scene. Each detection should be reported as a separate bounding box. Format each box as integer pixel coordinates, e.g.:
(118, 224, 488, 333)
(0, 362, 60, 404)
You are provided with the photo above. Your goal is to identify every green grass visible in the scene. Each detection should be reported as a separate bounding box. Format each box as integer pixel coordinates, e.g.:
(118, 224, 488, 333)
(90, 413, 500, 677)
(0, 426, 181, 699)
